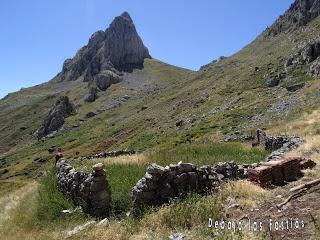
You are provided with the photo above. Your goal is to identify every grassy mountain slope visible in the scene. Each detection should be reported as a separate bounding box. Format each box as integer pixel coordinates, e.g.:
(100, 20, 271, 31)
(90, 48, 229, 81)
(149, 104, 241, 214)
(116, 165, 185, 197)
(2, 2, 320, 239)
(3, 15, 320, 179)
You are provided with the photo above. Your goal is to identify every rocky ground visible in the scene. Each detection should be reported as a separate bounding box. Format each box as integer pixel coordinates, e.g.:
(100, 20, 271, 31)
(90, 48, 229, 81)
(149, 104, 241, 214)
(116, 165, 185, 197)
(222, 131, 320, 239)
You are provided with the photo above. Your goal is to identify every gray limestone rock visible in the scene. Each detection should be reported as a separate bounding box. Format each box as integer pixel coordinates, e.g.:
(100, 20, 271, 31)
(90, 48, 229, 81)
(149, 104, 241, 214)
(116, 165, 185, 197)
(37, 96, 76, 139)
(265, 0, 320, 37)
(59, 12, 151, 83)
(94, 70, 121, 91)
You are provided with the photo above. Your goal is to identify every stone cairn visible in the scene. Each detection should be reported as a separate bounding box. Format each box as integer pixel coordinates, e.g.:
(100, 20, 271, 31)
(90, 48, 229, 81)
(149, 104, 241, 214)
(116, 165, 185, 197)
(131, 161, 247, 211)
(56, 159, 111, 217)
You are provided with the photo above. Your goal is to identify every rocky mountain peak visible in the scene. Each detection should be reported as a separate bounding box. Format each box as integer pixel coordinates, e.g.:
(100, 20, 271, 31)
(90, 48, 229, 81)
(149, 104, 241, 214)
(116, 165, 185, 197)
(58, 11, 151, 82)
(119, 11, 133, 22)
(104, 11, 151, 72)
(264, 0, 320, 37)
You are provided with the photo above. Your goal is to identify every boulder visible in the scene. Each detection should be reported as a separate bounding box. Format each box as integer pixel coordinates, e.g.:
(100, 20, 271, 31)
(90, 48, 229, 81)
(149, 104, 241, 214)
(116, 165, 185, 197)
(85, 112, 96, 119)
(267, 77, 280, 87)
(93, 163, 104, 171)
(301, 42, 320, 63)
(84, 87, 98, 103)
(94, 70, 121, 91)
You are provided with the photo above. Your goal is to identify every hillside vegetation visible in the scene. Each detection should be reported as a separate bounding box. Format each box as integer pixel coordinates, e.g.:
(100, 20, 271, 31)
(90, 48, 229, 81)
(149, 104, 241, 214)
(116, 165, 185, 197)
(1, 1, 320, 239)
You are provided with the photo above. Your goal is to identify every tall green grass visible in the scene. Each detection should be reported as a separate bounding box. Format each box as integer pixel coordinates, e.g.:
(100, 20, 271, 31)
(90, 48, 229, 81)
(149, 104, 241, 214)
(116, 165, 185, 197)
(35, 167, 86, 226)
(107, 164, 146, 215)
(69, 142, 268, 214)
(150, 143, 269, 167)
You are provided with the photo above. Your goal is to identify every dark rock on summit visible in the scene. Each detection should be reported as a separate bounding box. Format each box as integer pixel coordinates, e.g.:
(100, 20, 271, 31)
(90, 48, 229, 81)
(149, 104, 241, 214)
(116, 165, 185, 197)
(58, 12, 150, 83)
(37, 96, 76, 139)
(265, 0, 320, 37)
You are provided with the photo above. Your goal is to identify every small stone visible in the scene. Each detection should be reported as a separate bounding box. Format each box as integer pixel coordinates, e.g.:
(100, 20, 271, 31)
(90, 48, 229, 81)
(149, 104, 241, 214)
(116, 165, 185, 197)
(67, 221, 96, 237)
(169, 233, 186, 240)
(98, 218, 109, 227)
(147, 163, 165, 175)
(93, 163, 104, 171)
(85, 112, 96, 118)
(178, 163, 195, 173)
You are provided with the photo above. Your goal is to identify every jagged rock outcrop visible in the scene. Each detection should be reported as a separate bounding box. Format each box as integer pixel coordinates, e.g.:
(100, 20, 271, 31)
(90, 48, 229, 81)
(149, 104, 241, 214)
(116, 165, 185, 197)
(286, 42, 320, 66)
(103, 12, 151, 71)
(265, 0, 320, 37)
(58, 12, 150, 83)
(285, 41, 320, 79)
(308, 56, 320, 76)
(36, 96, 76, 139)
(56, 160, 111, 217)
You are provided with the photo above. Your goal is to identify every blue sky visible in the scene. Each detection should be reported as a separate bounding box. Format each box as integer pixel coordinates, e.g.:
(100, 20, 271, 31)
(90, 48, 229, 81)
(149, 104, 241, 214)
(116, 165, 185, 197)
(0, 0, 294, 98)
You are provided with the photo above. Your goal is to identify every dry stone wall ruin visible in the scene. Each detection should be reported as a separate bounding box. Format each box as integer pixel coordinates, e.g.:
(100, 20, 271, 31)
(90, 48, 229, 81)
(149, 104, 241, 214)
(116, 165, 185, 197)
(56, 159, 111, 217)
(131, 161, 249, 211)
(253, 129, 304, 161)
(55, 129, 306, 216)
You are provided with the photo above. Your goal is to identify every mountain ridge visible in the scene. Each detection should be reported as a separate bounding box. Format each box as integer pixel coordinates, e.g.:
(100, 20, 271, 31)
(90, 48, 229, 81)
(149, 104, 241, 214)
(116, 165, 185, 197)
(1, 0, 320, 181)
(265, 0, 320, 36)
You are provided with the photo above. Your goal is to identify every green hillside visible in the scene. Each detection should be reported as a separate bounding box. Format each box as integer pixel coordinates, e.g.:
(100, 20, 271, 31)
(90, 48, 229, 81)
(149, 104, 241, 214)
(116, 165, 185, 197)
(2, 2, 320, 239)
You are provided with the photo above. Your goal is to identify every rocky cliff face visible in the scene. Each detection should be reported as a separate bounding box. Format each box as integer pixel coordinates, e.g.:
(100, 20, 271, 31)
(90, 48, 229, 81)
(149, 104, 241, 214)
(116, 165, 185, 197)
(36, 96, 76, 139)
(58, 12, 151, 83)
(265, 0, 320, 37)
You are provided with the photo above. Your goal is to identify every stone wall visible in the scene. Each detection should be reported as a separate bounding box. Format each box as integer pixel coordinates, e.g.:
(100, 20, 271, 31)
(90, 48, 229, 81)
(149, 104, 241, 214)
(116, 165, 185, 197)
(253, 129, 303, 161)
(56, 159, 111, 217)
(77, 149, 136, 161)
(131, 161, 249, 210)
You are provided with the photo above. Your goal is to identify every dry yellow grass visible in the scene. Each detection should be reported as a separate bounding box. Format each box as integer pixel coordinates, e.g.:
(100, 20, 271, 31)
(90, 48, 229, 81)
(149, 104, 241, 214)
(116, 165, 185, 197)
(266, 110, 320, 167)
(0, 182, 62, 240)
(0, 179, 273, 240)
(86, 154, 148, 166)
(220, 180, 273, 209)
(0, 181, 38, 223)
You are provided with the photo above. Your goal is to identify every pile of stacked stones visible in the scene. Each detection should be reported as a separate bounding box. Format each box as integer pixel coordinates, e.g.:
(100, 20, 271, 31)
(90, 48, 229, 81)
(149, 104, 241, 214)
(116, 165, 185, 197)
(253, 129, 303, 162)
(131, 161, 248, 210)
(76, 149, 136, 160)
(56, 159, 111, 217)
